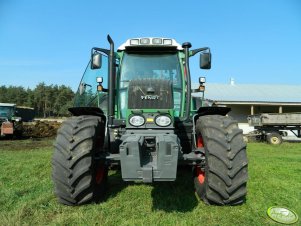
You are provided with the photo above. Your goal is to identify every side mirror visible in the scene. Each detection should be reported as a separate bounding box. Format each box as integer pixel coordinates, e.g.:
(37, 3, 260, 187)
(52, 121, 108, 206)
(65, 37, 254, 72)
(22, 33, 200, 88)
(200, 52, 211, 69)
(91, 52, 102, 69)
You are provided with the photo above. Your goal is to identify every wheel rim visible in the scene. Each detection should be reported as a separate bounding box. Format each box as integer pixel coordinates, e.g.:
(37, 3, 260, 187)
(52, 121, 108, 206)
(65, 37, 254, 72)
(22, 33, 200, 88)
(95, 165, 105, 184)
(271, 137, 279, 144)
(197, 135, 204, 147)
(196, 135, 205, 184)
(196, 167, 205, 184)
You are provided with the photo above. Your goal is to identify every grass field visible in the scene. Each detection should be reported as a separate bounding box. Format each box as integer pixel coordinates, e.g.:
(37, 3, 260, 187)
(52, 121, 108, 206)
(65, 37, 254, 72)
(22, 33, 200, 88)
(0, 139, 300, 226)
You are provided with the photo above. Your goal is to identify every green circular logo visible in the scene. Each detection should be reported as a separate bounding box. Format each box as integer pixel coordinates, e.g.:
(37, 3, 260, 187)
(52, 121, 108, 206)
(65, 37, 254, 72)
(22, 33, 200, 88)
(267, 207, 299, 224)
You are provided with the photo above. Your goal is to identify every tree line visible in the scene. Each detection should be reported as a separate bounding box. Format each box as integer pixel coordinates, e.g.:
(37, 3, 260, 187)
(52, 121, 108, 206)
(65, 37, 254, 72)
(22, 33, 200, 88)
(0, 83, 75, 117)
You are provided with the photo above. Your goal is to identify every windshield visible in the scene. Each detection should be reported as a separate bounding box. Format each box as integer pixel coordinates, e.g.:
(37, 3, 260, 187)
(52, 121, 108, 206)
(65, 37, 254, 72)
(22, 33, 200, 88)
(0, 106, 14, 118)
(119, 53, 183, 118)
(120, 53, 181, 88)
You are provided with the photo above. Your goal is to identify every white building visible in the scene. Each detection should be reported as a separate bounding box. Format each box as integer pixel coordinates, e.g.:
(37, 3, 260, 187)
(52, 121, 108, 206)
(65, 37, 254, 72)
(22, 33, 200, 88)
(193, 82, 301, 135)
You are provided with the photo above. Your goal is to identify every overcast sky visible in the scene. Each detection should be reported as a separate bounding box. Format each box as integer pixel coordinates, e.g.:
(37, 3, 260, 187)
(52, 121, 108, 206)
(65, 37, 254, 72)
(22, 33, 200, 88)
(0, 0, 300, 91)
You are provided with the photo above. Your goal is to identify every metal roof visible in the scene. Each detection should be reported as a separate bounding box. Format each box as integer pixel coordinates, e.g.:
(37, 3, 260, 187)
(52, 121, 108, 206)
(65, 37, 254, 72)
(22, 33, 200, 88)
(192, 83, 301, 103)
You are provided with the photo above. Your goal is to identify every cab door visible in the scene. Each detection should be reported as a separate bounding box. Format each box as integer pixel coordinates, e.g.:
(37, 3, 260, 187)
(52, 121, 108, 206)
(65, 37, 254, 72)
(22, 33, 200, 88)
(74, 54, 108, 114)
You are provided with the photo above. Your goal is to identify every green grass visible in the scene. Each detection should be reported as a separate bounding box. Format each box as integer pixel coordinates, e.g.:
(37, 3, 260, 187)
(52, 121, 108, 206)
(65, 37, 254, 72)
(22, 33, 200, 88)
(0, 139, 300, 225)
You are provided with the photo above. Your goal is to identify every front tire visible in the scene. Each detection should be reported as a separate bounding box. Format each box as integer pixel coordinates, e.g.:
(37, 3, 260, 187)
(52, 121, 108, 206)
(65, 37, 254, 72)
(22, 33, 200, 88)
(52, 115, 107, 205)
(194, 115, 248, 205)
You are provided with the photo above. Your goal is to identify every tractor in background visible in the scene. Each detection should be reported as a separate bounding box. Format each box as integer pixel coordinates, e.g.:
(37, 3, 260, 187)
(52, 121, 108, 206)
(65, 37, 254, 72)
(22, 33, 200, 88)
(0, 103, 16, 137)
(0, 103, 34, 137)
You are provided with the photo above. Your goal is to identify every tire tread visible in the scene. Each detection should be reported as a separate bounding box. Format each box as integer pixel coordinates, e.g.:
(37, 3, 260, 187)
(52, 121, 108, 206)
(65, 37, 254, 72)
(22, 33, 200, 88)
(194, 115, 248, 205)
(52, 115, 106, 206)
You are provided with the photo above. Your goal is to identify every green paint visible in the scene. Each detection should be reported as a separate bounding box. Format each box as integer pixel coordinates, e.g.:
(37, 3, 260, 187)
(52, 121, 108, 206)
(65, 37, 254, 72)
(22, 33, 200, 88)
(178, 52, 186, 117)
(97, 49, 200, 120)
(116, 51, 123, 119)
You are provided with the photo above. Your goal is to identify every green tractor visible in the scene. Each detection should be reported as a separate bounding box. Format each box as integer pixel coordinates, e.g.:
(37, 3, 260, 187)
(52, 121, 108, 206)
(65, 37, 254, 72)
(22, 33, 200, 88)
(52, 36, 248, 206)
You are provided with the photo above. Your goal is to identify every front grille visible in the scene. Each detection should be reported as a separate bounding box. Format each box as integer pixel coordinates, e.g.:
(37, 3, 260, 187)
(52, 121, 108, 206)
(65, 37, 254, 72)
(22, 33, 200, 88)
(128, 79, 173, 109)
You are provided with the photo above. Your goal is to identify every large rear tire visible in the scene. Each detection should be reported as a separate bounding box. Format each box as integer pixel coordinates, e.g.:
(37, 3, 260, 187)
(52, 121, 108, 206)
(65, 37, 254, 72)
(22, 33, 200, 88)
(52, 115, 107, 205)
(194, 115, 248, 205)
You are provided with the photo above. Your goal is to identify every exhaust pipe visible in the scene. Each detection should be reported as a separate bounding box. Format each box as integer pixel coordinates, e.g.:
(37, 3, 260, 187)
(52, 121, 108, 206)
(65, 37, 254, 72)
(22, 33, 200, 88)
(182, 42, 192, 122)
(107, 35, 115, 127)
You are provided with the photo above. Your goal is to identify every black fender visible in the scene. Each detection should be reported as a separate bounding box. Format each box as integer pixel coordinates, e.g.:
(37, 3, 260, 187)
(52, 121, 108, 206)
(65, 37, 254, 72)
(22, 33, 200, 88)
(196, 106, 231, 117)
(68, 107, 106, 122)
(69, 107, 108, 151)
(191, 106, 231, 149)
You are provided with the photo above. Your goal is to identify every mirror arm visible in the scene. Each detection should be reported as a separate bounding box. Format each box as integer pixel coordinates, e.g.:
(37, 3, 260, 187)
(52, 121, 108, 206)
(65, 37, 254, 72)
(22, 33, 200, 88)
(91, 47, 110, 56)
(190, 47, 210, 56)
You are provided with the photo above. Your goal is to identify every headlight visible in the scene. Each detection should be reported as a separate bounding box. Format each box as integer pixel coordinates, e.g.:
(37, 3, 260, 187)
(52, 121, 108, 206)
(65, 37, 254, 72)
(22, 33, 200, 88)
(140, 38, 150, 45)
(152, 38, 162, 45)
(163, 39, 172, 45)
(129, 115, 145, 127)
(130, 39, 139, 45)
(155, 115, 171, 127)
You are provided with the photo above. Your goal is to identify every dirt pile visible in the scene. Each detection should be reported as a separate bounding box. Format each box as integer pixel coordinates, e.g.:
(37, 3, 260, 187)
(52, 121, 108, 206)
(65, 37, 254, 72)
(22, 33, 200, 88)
(22, 121, 61, 138)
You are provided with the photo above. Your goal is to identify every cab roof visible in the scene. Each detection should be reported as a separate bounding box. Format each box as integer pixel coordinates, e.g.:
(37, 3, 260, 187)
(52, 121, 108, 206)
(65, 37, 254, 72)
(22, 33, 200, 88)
(0, 103, 15, 107)
(118, 37, 183, 51)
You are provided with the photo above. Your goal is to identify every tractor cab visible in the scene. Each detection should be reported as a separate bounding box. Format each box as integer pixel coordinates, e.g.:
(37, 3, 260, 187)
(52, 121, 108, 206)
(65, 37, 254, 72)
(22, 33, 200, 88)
(74, 37, 211, 124)
(0, 103, 15, 121)
(118, 47, 183, 119)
